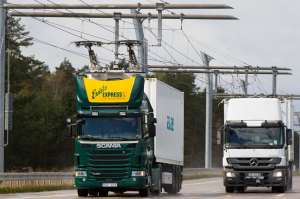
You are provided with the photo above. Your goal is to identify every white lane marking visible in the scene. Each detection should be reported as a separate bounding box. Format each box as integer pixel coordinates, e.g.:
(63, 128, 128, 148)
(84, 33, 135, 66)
(275, 193, 285, 197)
(184, 180, 219, 186)
(2, 193, 77, 199)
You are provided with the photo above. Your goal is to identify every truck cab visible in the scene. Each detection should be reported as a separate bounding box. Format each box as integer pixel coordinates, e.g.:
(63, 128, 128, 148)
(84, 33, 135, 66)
(222, 98, 294, 193)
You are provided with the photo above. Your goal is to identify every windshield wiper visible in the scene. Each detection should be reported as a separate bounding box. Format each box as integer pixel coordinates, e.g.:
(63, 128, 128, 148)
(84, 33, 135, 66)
(106, 136, 132, 141)
(80, 135, 103, 140)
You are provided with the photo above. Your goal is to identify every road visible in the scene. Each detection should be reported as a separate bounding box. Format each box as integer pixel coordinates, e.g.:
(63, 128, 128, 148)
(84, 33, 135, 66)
(1, 176, 300, 199)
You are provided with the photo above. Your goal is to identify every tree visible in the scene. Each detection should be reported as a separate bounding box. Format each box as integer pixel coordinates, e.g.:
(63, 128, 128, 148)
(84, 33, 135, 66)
(5, 18, 75, 170)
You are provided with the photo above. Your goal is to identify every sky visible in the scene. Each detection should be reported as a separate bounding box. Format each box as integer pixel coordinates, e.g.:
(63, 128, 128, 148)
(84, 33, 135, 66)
(6, 0, 300, 102)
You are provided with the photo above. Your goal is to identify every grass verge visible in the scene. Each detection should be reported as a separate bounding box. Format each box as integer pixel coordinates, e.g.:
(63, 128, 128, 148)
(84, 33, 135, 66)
(0, 185, 74, 194)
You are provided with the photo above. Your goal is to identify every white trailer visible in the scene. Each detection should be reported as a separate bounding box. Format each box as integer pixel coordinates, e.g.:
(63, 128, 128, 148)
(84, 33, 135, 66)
(144, 78, 184, 192)
(222, 98, 294, 193)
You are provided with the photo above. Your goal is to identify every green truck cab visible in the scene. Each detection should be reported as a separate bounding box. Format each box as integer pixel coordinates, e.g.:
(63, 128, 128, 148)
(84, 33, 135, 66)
(68, 73, 184, 197)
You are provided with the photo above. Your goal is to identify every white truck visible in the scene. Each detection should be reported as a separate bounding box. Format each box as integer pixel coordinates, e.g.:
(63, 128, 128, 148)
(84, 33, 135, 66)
(222, 98, 294, 193)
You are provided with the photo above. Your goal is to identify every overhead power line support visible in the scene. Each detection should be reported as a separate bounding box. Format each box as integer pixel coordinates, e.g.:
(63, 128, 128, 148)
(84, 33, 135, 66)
(8, 12, 238, 20)
(215, 94, 300, 100)
(113, 12, 121, 61)
(214, 71, 219, 92)
(202, 53, 213, 169)
(156, 3, 164, 46)
(131, 9, 147, 72)
(0, 0, 6, 173)
(243, 69, 249, 96)
(148, 69, 291, 75)
(147, 65, 291, 71)
(272, 67, 278, 96)
(4, 3, 234, 10)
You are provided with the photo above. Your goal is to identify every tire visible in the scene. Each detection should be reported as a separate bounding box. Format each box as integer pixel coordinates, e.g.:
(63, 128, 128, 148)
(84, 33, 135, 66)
(225, 186, 234, 193)
(99, 190, 109, 197)
(88, 189, 98, 197)
(272, 186, 286, 193)
(236, 186, 245, 193)
(139, 188, 150, 197)
(77, 189, 88, 197)
(164, 166, 181, 194)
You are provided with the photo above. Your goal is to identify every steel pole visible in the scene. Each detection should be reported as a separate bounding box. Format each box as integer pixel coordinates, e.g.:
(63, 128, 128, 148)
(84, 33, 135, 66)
(131, 9, 146, 72)
(147, 65, 291, 71)
(4, 3, 234, 10)
(8, 12, 238, 20)
(114, 13, 121, 61)
(202, 53, 213, 168)
(0, 0, 6, 172)
(272, 67, 277, 96)
(245, 70, 248, 96)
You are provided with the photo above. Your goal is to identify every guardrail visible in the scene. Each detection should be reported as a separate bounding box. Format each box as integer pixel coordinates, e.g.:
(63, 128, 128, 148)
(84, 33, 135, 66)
(0, 172, 73, 181)
(0, 169, 223, 189)
(0, 172, 74, 189)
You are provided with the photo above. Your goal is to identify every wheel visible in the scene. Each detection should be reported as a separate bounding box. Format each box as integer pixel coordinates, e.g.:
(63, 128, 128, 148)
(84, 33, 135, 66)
(272, 186, 286, 193)
(139, 188, 150, 197)
(77, 189, 88, 197)
(163, 166, 181, 194)
(88, 189, 98, 197)
(225, 186, 234, 193)
(236, 186, 245, 193)
(99, 190, 109, 197)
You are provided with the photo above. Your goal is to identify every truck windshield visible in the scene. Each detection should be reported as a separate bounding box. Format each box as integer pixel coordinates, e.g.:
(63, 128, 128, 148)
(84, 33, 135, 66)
(81, 117, 141, 140)
(225, 127, 284, 148)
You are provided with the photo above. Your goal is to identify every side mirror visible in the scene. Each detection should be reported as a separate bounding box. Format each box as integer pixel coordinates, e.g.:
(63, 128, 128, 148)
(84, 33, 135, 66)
(149, 124, 156, 137)
(150, 117, 157, 124)
(286, 129, 293, 145)
(66, 118, 77, 138)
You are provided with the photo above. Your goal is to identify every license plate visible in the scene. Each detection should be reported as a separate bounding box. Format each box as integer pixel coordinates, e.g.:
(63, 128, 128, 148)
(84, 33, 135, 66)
(247, 173, 262, 178)
(102, 183, 118, 187)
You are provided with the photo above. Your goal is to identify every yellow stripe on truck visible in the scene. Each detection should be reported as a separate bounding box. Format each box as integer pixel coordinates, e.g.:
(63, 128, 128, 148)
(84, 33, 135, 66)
(83, 76, 136, 103)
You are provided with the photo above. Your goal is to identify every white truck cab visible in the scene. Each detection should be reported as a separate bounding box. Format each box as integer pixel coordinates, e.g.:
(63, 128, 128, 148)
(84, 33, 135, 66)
(222, 98, 294, 193)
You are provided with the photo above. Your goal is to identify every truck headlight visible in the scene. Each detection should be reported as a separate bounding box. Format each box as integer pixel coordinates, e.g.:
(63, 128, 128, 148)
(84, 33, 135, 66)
(225, 171, 236, 178)
(273, 170, 283, 178)
(75, 171, 87, 177)
(132, 171, 146, 177)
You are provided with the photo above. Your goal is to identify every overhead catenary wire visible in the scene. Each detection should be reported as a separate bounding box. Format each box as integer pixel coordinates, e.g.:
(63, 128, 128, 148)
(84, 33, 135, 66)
(39, 0, 176, 65)
(76, 0, 205, 66)
(31, 37, 111, 65)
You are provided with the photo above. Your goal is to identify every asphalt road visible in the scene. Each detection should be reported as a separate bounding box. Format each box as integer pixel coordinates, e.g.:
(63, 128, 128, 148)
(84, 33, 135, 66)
(1, 176, 300, 199)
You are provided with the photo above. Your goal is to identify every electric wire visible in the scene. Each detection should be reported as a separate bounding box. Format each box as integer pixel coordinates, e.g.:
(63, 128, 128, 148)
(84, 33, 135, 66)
(31, 37, 111, 65)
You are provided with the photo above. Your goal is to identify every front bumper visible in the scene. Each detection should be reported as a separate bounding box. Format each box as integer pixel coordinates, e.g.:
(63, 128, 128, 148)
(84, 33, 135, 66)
(223, 169, 286, 187)
(75, 176, 148, 191)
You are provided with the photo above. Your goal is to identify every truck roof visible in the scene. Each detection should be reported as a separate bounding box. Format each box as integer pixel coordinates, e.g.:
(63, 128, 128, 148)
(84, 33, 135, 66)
(225, 98, 282, 123)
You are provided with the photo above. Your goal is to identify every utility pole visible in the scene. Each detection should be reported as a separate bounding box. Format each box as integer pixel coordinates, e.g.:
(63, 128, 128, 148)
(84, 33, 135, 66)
(272, 67, 278, 96)
(241, 69, 248, 96)
(202, 53, 213, 168)
(114, 13, 121, 62)
(131, 9, 147, 72)
(0, 0, 6, 172)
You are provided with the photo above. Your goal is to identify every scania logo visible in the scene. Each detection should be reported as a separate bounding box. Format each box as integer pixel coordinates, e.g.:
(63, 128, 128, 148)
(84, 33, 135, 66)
(96, 143, 121, 149)
(249, 158, 258, 167)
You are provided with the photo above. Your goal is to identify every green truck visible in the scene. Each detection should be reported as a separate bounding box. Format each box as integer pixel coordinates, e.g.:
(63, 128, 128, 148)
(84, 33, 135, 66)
(68, 72, 184, 197)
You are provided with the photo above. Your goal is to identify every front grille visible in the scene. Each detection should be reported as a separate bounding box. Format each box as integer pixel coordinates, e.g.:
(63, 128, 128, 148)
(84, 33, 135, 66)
(227, 157, 281, 170)
(87, 149, 131, 180)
